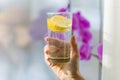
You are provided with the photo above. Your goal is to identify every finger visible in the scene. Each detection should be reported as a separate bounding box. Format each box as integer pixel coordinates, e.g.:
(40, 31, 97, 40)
(45, 36, 48, 42)
(44, 45, 58, 66)
(45, 37, 67, 47)
(44, 45, 49, 54)
(44, 53, 56, 67)
(44, 53, 51, 65)
(70, 35, 80, 60)
(44, 45, 59, 55)
(71, 36, 78, 53)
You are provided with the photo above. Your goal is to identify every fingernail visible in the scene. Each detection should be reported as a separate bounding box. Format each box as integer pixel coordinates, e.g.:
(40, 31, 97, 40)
(45, 37, 49, 41)
(46, 50, 49, 54)
(47, 58, 50, 61)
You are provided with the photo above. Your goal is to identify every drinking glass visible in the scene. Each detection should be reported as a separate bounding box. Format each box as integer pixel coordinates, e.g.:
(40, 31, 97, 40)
(47, 12, 72, 63)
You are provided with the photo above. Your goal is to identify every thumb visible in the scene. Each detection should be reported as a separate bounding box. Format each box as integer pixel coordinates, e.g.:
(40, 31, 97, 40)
(70, 35, 80, 61)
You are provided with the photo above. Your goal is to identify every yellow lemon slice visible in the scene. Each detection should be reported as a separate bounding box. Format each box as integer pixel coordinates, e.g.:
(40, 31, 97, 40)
(47, 15, 72, 32)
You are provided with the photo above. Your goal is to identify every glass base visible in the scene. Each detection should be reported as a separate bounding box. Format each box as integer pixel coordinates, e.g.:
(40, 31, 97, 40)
(50, 57, 70, 63)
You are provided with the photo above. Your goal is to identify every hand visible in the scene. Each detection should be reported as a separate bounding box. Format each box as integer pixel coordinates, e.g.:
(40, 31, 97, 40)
(44, 36, 84, 80)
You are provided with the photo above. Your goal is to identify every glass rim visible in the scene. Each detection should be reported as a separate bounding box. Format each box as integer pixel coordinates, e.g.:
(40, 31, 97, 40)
(47, 12, 72, 15)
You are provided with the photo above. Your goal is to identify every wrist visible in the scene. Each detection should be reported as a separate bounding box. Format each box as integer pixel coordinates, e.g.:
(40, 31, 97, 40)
(61, 71, 84, 80)
(70, 72, 84, 80)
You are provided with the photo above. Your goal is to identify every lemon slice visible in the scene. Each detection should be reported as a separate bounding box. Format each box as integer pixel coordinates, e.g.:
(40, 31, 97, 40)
(47, 15, 72, 32)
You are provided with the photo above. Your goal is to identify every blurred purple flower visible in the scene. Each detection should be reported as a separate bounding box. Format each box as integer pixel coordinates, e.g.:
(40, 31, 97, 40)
(74, 12, 90, 30)
(82, 30, 92, 43)
(58, 8, 67, 12)
(80, 43, 92, 60)
(72, 12, 80, 31)
(97, 43, 103, 62)
(80, 16, 90, 29)
(72, 13, 77, 31)
(58, 3, 70, 12)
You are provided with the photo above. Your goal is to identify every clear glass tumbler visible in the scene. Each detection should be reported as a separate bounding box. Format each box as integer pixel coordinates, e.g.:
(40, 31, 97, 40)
(47, 12, 72, 63)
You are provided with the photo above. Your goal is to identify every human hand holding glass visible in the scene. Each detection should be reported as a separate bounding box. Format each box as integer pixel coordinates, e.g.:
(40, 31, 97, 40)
(44, 36, 84, 80)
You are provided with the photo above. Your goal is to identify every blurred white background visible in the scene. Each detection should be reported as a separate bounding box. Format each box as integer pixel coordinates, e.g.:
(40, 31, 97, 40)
(102, 0, 120, 80)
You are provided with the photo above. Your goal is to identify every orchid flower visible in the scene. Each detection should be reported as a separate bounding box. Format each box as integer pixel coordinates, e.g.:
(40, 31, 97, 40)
(80, 43, 92, 60)
(97, 43, 103, 62)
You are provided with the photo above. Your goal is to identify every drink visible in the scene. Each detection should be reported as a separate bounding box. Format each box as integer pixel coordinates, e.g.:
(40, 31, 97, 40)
(47, 12, 72, 63)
